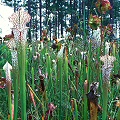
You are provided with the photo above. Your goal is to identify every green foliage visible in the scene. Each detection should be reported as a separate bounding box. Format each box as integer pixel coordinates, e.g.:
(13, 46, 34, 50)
(0, 37, 120, 119)
(0, 0, 120, 119)
(0, 43, 11, 77)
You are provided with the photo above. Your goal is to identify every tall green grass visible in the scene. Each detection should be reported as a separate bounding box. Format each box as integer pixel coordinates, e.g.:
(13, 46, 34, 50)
(1, 38, 120, 119)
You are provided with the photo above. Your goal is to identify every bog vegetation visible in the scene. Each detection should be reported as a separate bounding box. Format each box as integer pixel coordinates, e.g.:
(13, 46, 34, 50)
(0, 0, 120, 120)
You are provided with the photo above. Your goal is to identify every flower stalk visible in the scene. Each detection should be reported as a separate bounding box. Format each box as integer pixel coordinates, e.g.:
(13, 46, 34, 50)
(31, 67, 35, 90)
(117, 108, 120, 120)
(102, 82, 108, 120)
(64, 56, 69, 118)
(7, 81, 12, 120)
(13, 68, 18, 120)
(100, 54, 116, 120)
(84, 80, 88, 120)
(57, 57, 63, 120)
(6, 34, 19, 120)
(9, 8, 31, 120)
(18, 43, 27, 120)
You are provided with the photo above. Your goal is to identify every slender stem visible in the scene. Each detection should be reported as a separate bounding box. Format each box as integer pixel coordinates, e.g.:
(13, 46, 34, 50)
(74, 99, 78, 120)
(88, 41, 92, 85)
(46, 54, 53, 99)
(64, 57, 68, 85)
(83, 81, 88, 120)
(83, 95, 88, 119)
(58, 58, 63, 120)
(100, 15, 104, 55)
(27, 84, 42, 103)
(98, 47, 103, 106)
(113, 43, 117, 73)
(18, 43, 27, 120)
(64, 57, 68, 118)
(83, 0, 86, 49)
(13, 68, 18, 120)
(46, 54, 52, 81)
(7, 81, 12, 120)
(80, 58, 86, 119)
(31, 67, 35, 90)
(102, 82, 108, 120)
(117, 108, 120, 120)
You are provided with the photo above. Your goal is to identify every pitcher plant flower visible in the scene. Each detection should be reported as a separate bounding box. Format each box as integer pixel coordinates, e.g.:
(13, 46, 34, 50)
(6, 32, 19, 120)
(95, 0, 112, 14)
(100, 54, 116, 67)
(9, 8, 31, 120)
(100, 54, 116, 82)
(9, 8, 31, 29)
(9, 8, 31, 44)
(104, 24, 113, 35)
(89, 14, 101, 30)
(100, 54, 116, 120)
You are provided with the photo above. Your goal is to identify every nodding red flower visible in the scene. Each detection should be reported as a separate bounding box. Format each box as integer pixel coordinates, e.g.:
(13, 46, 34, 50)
(104, 24, 113, 35)
(45, 103, 57, 120)
(89, 14, 101, 30)
(95, 0, 112, 14)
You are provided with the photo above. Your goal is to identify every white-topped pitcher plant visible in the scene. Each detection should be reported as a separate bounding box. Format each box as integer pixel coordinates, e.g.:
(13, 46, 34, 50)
(9, 8, 31, 120)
